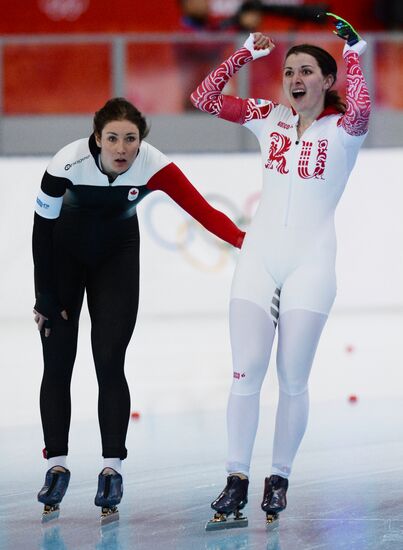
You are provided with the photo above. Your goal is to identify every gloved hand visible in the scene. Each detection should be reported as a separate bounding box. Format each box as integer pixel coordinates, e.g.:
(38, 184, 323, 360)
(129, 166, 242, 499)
(33, 292, 68, 337)
(324, 13, 367, 56)
(243, 33, 275, 60)
(326, 12, 361, 45)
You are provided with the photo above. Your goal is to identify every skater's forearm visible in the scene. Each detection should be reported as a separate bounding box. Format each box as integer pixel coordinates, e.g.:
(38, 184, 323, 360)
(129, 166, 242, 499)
(190, 47, 253, 119)
(190, 33, 275, 125)
(341, 47, 371, 136)
(147, 163, 245, 248)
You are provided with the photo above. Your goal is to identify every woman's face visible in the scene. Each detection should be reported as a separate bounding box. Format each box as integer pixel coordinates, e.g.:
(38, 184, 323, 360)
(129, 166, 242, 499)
(282, 53, 334, 116)
(95, 119, 140, 177)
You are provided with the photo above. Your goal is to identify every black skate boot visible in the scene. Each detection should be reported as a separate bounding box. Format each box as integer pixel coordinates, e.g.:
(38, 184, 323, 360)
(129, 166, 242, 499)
(205, 474, 249, 531)
(94, 468, 123, 525)
(38, 466, 71, 523)
(261, 475, 288, 526)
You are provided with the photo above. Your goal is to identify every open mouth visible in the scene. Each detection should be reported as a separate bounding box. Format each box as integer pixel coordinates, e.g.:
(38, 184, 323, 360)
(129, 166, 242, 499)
(292, 90, 306, 99)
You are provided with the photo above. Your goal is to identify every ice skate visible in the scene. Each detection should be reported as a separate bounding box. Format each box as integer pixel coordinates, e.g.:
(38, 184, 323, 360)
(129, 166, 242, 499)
(38, 466, 71, 523)
(94, 468, 123, 526)
(261, 475, 288, 526)
(205, 474, 249, 531)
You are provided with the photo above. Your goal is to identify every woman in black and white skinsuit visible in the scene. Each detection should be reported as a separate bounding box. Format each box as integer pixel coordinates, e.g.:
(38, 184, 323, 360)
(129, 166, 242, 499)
(33, 97, 245, 522)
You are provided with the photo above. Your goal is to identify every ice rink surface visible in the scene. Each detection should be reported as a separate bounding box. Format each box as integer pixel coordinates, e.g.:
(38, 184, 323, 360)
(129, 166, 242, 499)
(1, 310, 403, 550)
(1, 150, 403, 548)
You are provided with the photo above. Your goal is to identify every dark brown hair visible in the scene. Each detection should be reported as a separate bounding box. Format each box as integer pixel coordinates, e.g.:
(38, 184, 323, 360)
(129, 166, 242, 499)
(93, 97, 150, 140)
(285, 44, 346, 114)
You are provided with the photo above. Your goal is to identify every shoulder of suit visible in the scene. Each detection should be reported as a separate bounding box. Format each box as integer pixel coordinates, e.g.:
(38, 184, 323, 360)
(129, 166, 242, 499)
(137, 140, 171, 173)
(47, 138, 93, 177)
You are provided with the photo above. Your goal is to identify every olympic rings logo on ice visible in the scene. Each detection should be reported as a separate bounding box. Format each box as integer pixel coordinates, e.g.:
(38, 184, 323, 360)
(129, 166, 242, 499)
(143, 192, 260, 272)
(38, 0, 90, 21)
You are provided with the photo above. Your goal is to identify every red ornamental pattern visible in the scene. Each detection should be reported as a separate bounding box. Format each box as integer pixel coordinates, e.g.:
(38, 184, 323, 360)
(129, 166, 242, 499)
(191, 44, 370, 165)
(265, 134, 329, 179)
(340, 51, 371, 136)
(265, 132, 291, 174)
(244, 100, 275, 122)
(191, 47, 275, 123)
(298, 139, 328, 179)
(191, 48, 252, 116)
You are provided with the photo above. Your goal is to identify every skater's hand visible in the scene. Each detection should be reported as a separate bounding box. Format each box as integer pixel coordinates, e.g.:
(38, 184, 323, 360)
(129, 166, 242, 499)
(33, 292, 68, 337)
(323, 12, 367, 55)
(243, 33, 275, 60)
(33, 309, 68, 337)
(322, 12, 361, 45)
(236, 231, 246, 249)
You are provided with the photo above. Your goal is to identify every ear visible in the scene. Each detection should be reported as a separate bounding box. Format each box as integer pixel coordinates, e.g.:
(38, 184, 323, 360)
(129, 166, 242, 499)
(324, 74, 335, 91)
(95, 133, 102, 147)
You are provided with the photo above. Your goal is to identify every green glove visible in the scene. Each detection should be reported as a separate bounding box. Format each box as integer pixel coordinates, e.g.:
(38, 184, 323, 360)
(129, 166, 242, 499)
(325, 12, 361, 46)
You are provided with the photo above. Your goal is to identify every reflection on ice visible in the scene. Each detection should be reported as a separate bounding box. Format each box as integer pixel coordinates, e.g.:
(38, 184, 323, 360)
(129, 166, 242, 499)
(96, 523, 124, 550)
(40, 525, 67, 550)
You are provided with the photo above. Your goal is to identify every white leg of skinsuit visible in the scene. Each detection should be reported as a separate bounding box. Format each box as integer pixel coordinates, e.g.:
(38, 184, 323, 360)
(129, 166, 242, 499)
(226, 298, 276, 476)
(271, 309, 327, 478)
(226, 300, 327, 479)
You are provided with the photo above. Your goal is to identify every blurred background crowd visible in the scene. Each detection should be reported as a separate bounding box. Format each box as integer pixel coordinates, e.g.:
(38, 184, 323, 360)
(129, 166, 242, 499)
(1, 0, 402, 153)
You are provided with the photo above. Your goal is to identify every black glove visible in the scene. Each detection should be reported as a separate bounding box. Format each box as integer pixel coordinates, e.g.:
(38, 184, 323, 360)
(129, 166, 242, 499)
(34, 292, 65, 330)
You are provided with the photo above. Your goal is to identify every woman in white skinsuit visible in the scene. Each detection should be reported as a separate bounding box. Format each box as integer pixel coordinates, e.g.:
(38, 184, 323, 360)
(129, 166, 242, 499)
(191, 16, 371, 527)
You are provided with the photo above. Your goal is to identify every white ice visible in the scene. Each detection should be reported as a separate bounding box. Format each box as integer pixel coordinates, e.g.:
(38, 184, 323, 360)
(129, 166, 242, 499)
(1, 151, 403, 549)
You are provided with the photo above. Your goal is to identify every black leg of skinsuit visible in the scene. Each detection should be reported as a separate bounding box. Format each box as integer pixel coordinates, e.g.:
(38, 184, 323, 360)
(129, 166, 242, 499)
(87, 241, 140, 459)
(39, 241, 139, 460)
(39, 249, 86, 458)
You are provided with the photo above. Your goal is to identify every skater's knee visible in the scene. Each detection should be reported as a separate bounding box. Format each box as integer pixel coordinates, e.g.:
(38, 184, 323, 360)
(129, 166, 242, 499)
(42, 370, 73, 388)
(230, 374, 264, 395)
(277, 363, 310, 396)
(278, 377, 308, 396)
(93, 348, 127, 379)
(231, 358, 268, 394)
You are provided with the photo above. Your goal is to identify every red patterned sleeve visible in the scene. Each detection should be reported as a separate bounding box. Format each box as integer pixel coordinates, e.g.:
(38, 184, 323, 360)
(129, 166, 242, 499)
(147, 163, 245, 248)
(340, 51, 371, 136)
(190, 48, 274, 124)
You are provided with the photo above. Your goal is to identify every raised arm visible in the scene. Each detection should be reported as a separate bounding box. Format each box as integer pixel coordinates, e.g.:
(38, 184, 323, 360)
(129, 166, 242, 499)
(325, 14, 371, 136)
(190, 33, 276, 124)
(340, 42, 371, 136)
(147, 163, 245, 248)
